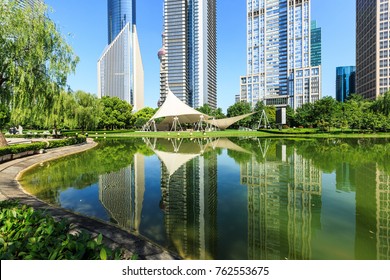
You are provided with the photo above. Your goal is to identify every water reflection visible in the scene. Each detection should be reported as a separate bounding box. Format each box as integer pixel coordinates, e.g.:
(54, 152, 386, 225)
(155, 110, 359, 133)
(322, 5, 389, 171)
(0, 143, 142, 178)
(98, 153, 145, 232)
(239, 140, 322, 260)
(19, 138, 390, 260)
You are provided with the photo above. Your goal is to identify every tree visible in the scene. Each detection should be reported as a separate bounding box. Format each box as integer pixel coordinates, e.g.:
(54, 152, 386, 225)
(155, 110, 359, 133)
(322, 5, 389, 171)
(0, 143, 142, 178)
(0, 1, 79, 145)
(294, 103, 315, 127)
(226, 101, 252, 128)
(131, 107, 157, 129)
(197, 104, 226, 119)
(74, 91, 101, 132)
(99, 96, 133, 130)
(312, 96, 341, 131)
(371, 91, 390, 117)
(45, 91, 78, 132)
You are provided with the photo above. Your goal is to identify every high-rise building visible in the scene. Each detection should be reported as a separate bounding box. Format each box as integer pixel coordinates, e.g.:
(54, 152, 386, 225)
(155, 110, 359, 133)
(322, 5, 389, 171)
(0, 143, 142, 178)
(159, 0, 217, 109)
(336, 66, 356, 102)
(356, 0, 390, 99)
(240, 0, 321, 110)
(98, 0, 144, 111)
(311, 20, 321, 67)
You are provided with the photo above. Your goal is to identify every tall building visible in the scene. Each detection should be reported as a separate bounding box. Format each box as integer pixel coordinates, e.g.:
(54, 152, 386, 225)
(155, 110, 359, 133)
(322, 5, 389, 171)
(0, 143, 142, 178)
(356, 0, 390, 99)
(311, 20, 322, 67)
(336, 66, 356, 102)
(240, 0, 321, 110)
(98, 0, 144, 111)
(159, 0, 217, 109)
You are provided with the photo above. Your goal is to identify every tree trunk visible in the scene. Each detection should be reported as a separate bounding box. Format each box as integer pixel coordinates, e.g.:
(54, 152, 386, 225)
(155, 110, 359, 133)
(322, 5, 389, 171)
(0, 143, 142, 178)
(0, 132, 8, 147)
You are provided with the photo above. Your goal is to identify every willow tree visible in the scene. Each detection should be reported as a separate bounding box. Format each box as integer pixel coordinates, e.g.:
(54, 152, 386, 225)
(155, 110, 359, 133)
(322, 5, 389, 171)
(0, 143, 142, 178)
(0, 1, 79, 146)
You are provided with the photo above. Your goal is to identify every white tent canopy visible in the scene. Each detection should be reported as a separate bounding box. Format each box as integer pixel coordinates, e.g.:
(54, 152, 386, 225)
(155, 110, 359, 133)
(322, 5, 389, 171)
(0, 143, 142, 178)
(145, 89, 258, 130)
(205, 112, 255, 130)
(149, 89, 209, 124)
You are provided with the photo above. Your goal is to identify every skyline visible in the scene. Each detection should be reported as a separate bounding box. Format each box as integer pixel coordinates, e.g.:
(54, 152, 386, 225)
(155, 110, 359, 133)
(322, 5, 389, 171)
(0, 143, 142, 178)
(44, 0, 356, 111)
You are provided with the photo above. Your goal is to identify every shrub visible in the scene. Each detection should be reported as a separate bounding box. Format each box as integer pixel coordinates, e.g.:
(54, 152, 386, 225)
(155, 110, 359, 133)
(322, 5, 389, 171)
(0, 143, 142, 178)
(46, 136, 86, 149)
(0, 200, 122, 260)
(0, 142, 47, 156)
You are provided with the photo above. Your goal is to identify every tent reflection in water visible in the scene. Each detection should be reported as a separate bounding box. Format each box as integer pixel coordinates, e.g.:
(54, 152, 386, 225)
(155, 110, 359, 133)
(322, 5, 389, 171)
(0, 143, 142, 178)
(144, 137, 251, 177)
(143, 89, 255, 131)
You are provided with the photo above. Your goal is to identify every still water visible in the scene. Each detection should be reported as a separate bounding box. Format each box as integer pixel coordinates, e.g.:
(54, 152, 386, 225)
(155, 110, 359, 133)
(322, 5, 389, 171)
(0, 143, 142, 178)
(20, 137, 390, 260)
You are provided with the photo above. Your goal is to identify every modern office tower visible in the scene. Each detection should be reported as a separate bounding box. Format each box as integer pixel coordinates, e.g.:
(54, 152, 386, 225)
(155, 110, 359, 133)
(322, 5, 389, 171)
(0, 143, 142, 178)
(336, 66, 356, 102)
(311, 20, 321, 67)
(98, 0, 144, 111)
(240, 0, 321, 110)
(98, 153, 145, 232)
(356, 0, 390, 99)
(160, 0, 217, 109)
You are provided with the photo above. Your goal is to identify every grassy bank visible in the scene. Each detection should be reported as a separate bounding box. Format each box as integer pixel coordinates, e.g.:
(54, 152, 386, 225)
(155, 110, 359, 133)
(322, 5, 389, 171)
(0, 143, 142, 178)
(6, 129, 390, 140)
(85, 129, 390, 139)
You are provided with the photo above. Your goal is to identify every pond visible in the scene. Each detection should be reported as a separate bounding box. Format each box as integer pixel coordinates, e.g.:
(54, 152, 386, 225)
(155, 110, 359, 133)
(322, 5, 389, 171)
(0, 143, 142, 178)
(19, 137, 390, 260)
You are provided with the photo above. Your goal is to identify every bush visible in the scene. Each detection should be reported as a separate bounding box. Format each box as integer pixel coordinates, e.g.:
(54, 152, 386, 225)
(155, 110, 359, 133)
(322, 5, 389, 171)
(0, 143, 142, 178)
(0, 142, 47, 156)
(0, 200, 122, 260)
(46, 136, 86, 149)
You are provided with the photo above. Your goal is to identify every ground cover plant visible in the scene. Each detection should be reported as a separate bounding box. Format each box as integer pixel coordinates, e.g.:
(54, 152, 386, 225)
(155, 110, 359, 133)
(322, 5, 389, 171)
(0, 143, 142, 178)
(0, 200, 122, 260)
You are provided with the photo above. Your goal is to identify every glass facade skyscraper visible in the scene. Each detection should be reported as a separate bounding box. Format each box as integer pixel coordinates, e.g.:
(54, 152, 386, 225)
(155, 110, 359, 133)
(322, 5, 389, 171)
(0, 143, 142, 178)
(107, 0, 136, 44)
(356, 0, 390, 99)
(160, 0, 217, 109)
(336, 66, 356, 102)
(98, 0, 144, 110)
(240, 0, 321, 110)
(311, 20, 321, 67)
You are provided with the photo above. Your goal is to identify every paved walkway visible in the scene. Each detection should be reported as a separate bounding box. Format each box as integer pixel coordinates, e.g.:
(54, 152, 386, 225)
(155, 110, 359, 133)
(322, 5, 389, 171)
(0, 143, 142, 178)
(0, 139, 179, 260)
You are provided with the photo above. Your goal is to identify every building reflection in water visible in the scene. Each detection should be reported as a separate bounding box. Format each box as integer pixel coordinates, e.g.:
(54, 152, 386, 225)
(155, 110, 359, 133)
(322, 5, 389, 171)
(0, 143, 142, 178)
(149, 138, 219, 260)
(376, 167, 390, 260)
(240, 139, 322, 260)
(95, 137, 390, 260)
(354, 162, 390, 260)
(98, 153, 145, 232)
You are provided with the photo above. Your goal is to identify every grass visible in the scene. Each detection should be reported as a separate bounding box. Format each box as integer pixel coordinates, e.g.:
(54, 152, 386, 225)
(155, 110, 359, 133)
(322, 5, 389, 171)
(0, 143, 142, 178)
(6, 128, 390, 140)
(85, 129, 390, 139)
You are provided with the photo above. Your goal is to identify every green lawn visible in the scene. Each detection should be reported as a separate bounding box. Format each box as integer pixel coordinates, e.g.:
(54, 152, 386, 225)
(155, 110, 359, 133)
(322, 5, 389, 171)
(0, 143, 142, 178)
(85, 129, 390, 139)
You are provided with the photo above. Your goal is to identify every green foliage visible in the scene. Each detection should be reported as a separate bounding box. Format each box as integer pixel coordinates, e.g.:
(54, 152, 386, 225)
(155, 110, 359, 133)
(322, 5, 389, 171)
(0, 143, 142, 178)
(74, 91, 101, 132)
(46, 136, 86, 149)
(197, 104, 226, 119)
(99, 96, 133, 130)
(0, 104, 10, 129)
(226, 101, 252, 128)
(0, 142, 46, 156)
(0, 200, 122, 260)
(131, 107, 157, 129)
(20, 139, 148, 202)
(0, 1, 78, 128)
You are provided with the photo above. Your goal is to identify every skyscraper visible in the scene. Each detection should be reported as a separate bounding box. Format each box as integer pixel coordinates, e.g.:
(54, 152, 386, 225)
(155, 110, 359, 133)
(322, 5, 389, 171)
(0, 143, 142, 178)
(356, 0, 390, 99)
(311, 20, 322, 67)
(159, 0, 217, 109)
(240, 0, 321, 110)
(98, 0, 144, 111)
(336, 66, 356, 102)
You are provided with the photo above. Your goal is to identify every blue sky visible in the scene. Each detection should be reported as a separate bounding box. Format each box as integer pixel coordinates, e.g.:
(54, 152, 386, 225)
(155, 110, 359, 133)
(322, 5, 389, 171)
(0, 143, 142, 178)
(45, 0, 356, 112)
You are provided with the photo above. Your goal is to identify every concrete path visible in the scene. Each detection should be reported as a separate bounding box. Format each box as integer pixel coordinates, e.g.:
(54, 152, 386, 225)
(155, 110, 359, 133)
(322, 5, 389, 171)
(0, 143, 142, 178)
(0, 139, 179, 260)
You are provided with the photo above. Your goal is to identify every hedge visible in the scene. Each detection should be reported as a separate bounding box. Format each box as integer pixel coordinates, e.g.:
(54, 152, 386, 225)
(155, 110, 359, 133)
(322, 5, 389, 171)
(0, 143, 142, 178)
(0, 136, 86, 157)
(0, 142, 47, 156)
(46, 136, 86, 149)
